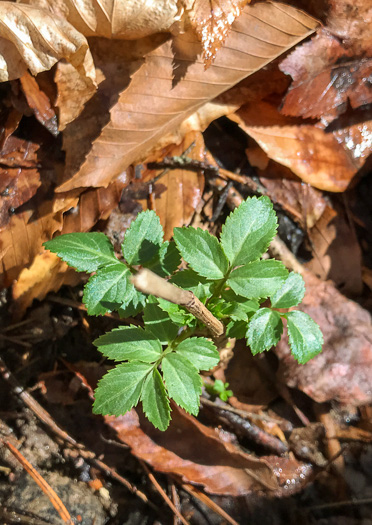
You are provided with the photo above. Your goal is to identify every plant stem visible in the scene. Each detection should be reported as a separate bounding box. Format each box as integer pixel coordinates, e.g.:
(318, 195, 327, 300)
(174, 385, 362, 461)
(131, 269, 224, 337)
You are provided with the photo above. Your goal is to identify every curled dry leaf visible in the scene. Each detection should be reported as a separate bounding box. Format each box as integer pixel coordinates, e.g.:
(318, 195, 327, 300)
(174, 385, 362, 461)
(23, 0, 179, 40)
(19, 72, 58, 136)
(0, 1, 95, 84)
(276, 272, 372, 406)
(55, 2, 318, 192)
(232, 101, 370, 192)
(105, 404, 279, 496)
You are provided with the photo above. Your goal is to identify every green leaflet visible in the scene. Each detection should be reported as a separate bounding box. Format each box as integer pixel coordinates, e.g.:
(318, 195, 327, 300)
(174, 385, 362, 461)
(220, 196, 277, 266)
(162, 353, 202, 416)
(173, 227, 229, 280)
(44, 232, 117, 272)
(83, 262, 132, 315)
(94, 325, 162, 363)
(170, 269, 213, 301)
(227, 259, 288, 299)
(117, 289, 147, 318)
(93, 362, 153, 416)
(141, 368, 171, 431)
(285, 310, 323, 364)
(143, 296, 179, 344)
(270, 272, 305, 308)
(122, 210, 163, 265)
(157, 298, 196, 327)
(247, 308, 283, 355)
(147, 241, 181, 276)
(175, 338, 219, 371)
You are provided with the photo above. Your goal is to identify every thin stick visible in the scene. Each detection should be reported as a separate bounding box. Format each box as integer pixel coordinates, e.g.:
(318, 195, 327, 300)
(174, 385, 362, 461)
(139, 460, 190, 525)
(181, 483, 239, 525)
(131, 269, 224, 337)
(3, 441, 73, 524)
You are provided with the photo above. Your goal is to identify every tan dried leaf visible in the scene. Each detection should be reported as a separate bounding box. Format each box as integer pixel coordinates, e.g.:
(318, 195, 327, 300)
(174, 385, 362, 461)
(56, 2, 318, 192)
(186, 0, 248, 67)
(21, 0, 179, 39)
(0, 1, 95, 83)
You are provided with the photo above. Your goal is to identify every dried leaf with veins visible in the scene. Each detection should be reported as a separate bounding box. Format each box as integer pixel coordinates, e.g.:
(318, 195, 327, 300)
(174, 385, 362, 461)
(0, 1, 95, 83)
(21, 0, 179, 39)
(186, 0, 249, 67)
(56, 2, 318, 192)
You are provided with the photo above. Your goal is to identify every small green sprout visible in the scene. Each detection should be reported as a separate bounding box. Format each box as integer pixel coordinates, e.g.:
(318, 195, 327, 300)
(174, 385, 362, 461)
(206, 380, 233, 401)
(43, 196, 323, 430)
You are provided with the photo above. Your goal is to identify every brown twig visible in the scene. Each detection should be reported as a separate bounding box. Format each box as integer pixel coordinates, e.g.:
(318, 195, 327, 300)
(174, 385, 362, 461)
(139, 460, 190, 525)
(181, 483, 239, 525)
(3, 441, 74, 524)
(131, 268, 224, 337)
(0, 356, 157, 511)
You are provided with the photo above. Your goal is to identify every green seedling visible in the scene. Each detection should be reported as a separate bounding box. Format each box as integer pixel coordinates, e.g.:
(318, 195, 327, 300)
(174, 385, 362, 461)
(206, 379, 233, 402)
(44, 196, 323, 430)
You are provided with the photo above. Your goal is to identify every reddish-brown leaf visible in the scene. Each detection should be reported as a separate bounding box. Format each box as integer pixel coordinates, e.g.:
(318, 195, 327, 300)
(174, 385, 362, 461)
(232, 101, 371, 192)
(276, 272, 372, 406)
(280, 32, 372, 119)
(187, 0, 248, 67)
(19, 72, 58, 136)
(105, 404, 279, 496)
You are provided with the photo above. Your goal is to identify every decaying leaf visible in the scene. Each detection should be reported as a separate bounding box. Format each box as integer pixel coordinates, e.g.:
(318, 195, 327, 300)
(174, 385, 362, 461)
(19, 72, 58, 136)
(56, 2, 318, 192)
(232, 101, 371, 192)
(0, 2, 95, 84)
(186, 0, 248, 67)
(136, 131, 206, 239)
(280, 32, 372, 120)
(276, 272, 372, 406)
(105, 404, 279, 496)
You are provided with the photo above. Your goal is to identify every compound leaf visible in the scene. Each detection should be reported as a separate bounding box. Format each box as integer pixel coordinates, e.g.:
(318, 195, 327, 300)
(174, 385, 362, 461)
(220, 196, 277, 266)
(173, 227, 229, 280)
(94, 325, 162, 363)
(175, 338, 219, 371)
(117, 288, 147, 318)
(227, 259, 288, 299)
(144, 296, 179, 344)
(122, 210, 163, 265)
(83, 263, 132, 315)
(247, 308, 283, 355)
(285, 310, 323, 364)
(162, 353, 202, 416)
(93, 362, 153, 416)
(141, 368, 171, 431)
(44, 232, 117, 272)
(270, 272, 305, 308)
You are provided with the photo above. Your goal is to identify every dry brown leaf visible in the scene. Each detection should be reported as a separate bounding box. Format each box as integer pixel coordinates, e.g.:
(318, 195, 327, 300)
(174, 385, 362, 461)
(232, 101, 370, 192)
(0, 194, 78, 287)
(19, 72, 58, 136)
(56, 2, 318, 192)
(23, 0, 179, 39)
(12, 251, 80, 316)
(0, 136, 40, 230)
(276, 272, 372, 406)
(280, 32, 372, 120)
(136, 131, 206, 239)
(186, 0, 248, 67)
(0, 1, 95, 83)
(105, 404, 279, 496)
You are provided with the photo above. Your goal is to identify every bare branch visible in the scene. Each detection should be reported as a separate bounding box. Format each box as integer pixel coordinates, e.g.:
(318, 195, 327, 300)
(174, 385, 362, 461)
(131, 268, 224, 337)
